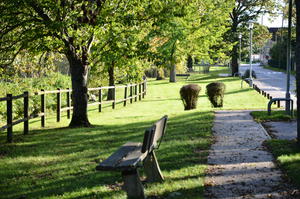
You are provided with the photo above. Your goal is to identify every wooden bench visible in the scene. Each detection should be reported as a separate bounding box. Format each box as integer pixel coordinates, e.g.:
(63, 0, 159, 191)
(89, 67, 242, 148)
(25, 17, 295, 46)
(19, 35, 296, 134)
(96, 115, 168, 199)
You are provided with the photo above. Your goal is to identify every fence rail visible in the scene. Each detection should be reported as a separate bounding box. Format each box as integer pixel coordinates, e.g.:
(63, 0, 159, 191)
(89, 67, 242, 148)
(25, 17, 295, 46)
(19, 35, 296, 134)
(0, 81, 147, 143)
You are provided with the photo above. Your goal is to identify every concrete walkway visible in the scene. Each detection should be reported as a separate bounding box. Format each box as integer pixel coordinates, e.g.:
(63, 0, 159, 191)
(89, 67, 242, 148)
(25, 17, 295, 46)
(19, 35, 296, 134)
(204, 111, 298, 199)
(239, 64, 296, 108)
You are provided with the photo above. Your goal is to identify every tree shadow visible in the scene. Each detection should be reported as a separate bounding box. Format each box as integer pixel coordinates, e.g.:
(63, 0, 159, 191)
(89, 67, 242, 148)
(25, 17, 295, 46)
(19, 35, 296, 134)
(0, 111, 213, 198)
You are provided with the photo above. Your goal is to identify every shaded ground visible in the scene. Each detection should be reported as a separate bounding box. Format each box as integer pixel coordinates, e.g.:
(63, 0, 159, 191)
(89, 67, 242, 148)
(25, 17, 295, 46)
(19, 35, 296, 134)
(263, 121, 297, 140)
(205, 110, 299, 199)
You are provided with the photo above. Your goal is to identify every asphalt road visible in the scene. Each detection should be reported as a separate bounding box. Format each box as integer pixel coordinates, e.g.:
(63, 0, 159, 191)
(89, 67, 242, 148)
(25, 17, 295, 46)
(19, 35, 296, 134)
(239, 63, 296, 107)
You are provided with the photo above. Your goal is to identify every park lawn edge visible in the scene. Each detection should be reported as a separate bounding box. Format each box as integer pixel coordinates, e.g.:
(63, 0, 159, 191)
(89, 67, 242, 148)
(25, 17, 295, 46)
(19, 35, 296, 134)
(251, 110, 295, 123)
(265, 139, 300, 188)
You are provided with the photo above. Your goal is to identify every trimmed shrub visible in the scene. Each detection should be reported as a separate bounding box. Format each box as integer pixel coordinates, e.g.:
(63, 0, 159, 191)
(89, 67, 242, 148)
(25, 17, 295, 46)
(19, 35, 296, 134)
(242, 69, 257, 79)
(180, 84, 201, 110)
(206, 82, 225, 107)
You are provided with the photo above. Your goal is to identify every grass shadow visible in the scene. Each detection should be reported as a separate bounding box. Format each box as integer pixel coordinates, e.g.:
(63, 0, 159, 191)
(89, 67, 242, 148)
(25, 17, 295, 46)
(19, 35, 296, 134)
(0, 110, 213, 199)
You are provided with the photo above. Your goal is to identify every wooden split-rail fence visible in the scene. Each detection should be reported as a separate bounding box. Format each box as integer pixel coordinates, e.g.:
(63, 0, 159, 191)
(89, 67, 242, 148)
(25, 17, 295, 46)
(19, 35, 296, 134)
(0, 81, 147, 143)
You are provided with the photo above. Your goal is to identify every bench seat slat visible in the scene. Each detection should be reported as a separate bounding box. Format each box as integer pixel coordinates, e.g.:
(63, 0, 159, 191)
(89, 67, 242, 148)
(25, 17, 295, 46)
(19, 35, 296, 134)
(96, 142, 147, 171)
(176, 74, 190, 76)
(117, 145, 148, 169)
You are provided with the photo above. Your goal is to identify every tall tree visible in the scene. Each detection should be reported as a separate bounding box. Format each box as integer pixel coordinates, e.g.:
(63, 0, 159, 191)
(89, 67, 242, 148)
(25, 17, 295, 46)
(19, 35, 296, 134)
(0, 0, 154, 127)
(0, 0, 112, 127)
(229, 0, 276, 76)
(148, 0, 233, 82)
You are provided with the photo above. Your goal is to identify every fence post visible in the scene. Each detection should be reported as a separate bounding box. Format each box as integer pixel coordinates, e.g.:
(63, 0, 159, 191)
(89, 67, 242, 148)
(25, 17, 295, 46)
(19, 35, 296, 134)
(41, 89, 46, 127)
(99, 87, 102, 112)
(139, 83, 142, 101)
(124, 85, 128, 107)
(7, 94, 13, 143)
(277, 100, 281, 108)
(142, 82, 145, 98)
(130, 84, 133, 104)
(144, 81, 147, 96)
(57, 88, 61, 122)
(24, 91, 29, 135)
(112, 85, 116, 109)
(98, 87, 102, 112)
(67, 88, 71, 119)
(135, 84, 138, 102)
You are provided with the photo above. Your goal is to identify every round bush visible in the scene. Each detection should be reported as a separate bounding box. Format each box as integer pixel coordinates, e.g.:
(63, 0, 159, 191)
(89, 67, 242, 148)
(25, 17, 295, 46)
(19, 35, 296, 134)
(206, 82, 225, 107)
(180, 84, 201, 110)
(242, 69, 257, 79)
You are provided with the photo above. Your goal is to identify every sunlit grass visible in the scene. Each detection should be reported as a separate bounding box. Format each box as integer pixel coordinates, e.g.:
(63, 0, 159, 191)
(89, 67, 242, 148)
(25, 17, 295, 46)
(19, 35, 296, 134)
(266, 140, 300, 187)
(251, 110, 295, 122)
(0, 67, 270, 198)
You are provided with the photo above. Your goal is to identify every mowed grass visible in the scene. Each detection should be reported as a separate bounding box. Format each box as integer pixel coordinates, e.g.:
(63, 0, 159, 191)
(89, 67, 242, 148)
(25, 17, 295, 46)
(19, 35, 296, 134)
(266, 140, 300, 187)
(251, 110, 296, 122)
(0, 67, 269, 199)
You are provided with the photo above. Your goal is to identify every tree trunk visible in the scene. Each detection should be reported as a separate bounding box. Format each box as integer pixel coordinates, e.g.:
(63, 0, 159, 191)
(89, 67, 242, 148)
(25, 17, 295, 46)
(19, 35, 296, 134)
(231, 44, 239, 76)
(107, 62, 115, 100)
(169, 43, 176, 83)
(187, 55, 193, 72)
(295, 0, 300, 144)
(231, 11, 239, 76)
(169, 64, 176, 82)
(66, 52, 91, 127)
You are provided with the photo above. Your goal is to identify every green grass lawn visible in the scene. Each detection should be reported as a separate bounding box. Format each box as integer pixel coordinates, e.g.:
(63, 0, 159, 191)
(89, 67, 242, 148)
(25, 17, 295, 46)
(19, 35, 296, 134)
(251, 110, 295, 122)
(0, 67, 270, 199)
(266, 140, 300, 187)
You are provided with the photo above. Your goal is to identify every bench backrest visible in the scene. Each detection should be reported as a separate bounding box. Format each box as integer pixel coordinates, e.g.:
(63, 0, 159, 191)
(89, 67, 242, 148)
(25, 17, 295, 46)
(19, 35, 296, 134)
(141, 115, 168, 153)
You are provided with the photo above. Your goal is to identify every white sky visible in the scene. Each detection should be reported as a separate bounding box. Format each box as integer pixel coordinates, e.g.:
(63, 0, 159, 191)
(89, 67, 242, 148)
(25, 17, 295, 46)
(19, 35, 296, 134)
(259, 13, 288, 28)
(258, 0, 288, 28)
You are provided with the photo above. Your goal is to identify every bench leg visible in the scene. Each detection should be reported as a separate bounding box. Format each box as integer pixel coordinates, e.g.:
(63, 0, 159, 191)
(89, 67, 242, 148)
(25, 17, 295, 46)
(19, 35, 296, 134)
(143, 151, 164, 183)
(122, 170, 145, 199)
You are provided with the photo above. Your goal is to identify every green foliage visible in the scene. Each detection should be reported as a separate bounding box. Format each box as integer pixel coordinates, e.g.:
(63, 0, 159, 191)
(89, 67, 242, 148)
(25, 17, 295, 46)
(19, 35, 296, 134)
(180, 84, 201, 110)
(227, 0, 276, 74)
(269, 28, 296, 70)
(0, 73, 71, 122)
(206, 82, 225, 107)
(252, 24, 272, 53)
(147, 0, 233, 74)
(1, 51, 68, 79)
(251, 110, 295, 122)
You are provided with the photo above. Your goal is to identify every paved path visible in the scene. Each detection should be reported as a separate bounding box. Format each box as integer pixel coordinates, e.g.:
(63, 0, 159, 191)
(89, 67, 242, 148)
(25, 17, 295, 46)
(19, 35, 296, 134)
(239, 64, 296, 108)
(204, 111, 298, 199)
(263, 121, 297, 140)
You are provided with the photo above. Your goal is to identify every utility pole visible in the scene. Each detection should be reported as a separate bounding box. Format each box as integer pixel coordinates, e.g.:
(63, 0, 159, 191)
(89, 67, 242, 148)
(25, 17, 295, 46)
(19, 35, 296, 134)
(285, 0, 292, 114)
(249, 22, 254, 87)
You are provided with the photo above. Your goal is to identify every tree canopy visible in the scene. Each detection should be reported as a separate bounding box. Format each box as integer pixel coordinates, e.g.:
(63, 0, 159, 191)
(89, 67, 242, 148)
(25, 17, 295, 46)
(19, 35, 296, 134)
(0, 0, 235, 127)
(228, 0, 277, 75)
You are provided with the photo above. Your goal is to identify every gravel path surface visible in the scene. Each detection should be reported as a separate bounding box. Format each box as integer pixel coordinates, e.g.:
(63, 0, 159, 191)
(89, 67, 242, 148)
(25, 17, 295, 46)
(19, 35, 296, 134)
(204, 110, 298, 199)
